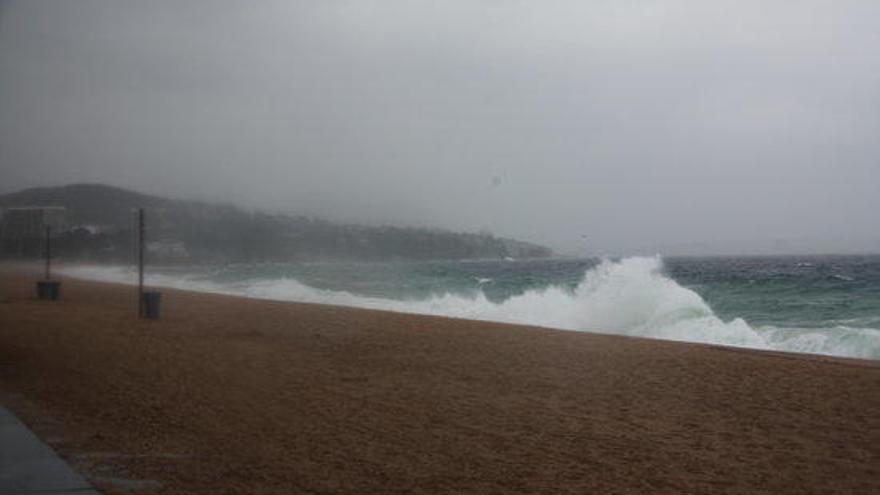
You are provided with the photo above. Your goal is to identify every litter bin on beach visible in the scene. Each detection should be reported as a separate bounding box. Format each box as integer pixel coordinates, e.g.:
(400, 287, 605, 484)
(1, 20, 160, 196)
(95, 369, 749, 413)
(142, 291, 162, 319)
(36, 281, 61, 301)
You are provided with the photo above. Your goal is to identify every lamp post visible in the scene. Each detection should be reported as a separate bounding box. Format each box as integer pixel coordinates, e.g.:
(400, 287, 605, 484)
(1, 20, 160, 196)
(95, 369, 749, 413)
(36, 225, 61, 300)
(137, 208, 161, 319)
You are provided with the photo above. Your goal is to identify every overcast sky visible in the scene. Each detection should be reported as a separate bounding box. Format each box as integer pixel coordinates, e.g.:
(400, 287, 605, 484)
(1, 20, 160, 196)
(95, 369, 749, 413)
(1, 0, 878, 255)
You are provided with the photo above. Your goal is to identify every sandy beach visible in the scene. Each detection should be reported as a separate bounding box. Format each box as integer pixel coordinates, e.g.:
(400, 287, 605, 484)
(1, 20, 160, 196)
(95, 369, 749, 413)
(1, 269, 878, 494)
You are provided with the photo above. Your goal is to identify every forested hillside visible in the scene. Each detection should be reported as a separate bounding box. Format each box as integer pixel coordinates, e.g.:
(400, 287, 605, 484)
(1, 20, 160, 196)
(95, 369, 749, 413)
(0, 184, 552, 262)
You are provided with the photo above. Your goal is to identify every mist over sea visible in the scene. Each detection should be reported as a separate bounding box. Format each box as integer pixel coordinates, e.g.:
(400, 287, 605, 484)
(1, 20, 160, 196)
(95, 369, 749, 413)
(65, 255, 880, 360)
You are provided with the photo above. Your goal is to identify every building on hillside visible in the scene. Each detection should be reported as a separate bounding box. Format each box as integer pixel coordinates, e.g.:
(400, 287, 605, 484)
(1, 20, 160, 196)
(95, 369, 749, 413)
(0, 207, 67, 257)
(147, 239, 190, 261)
(0, 207, 66, 238)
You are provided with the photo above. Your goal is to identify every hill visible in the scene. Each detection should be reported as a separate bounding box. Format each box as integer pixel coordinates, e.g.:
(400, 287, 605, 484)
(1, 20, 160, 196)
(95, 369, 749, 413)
(0, 184, 552, 262)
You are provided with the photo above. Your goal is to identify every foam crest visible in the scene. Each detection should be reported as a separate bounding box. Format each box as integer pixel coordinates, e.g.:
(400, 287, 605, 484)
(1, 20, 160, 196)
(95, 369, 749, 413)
(62, 257, 880, 360)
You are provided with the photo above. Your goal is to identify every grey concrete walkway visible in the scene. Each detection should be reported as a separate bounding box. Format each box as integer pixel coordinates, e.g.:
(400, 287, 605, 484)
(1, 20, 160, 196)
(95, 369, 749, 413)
(0, 406, 101, 494)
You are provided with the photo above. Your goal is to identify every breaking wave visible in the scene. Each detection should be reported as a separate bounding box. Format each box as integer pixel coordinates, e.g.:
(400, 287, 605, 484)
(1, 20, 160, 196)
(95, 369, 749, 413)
(63, 256, 880, 360)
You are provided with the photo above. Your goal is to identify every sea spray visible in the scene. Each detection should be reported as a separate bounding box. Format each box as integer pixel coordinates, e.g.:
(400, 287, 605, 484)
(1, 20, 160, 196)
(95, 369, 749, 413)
(63, 256, 880, 360)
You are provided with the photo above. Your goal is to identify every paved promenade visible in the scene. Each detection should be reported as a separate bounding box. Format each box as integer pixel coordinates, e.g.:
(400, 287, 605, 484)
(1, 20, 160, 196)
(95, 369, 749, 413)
(0, 406, 100, 495)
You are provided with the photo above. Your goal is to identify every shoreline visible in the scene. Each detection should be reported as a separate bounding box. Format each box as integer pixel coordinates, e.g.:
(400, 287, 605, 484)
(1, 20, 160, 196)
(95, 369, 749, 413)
(55, 261, 880, 363)
(1, 270, 879, 494)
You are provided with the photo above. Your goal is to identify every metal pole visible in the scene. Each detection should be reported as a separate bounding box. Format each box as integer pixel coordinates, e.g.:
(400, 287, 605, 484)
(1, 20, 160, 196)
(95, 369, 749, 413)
(44, 225, 51, 280)
(138, 208, 145, 318)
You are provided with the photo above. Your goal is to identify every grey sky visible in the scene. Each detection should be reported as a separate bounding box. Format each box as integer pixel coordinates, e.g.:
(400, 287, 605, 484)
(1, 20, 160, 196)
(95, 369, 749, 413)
(1, 0, 878, 255)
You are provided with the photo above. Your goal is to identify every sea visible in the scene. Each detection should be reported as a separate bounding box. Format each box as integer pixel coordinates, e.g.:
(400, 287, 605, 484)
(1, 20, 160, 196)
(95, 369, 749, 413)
(63, 255, 880, 360)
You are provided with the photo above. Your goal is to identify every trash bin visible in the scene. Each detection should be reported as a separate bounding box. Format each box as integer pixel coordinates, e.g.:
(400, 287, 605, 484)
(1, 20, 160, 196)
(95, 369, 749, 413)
(36, 281, 61, 300)
(142, 291, 162, 319)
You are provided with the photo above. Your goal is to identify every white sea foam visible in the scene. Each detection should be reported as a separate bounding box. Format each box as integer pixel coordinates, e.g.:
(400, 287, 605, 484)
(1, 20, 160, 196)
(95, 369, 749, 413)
(62, 256, 880, 360)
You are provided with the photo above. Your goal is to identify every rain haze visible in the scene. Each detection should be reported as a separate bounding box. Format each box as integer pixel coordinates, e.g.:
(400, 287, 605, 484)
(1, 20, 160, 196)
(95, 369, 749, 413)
(3, 4, 880, 492)
(1, 0, 878, 255)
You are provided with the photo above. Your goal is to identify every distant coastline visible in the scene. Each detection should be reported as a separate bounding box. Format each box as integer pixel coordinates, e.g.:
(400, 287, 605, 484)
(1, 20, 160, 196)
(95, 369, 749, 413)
(0, 183, 552, 263)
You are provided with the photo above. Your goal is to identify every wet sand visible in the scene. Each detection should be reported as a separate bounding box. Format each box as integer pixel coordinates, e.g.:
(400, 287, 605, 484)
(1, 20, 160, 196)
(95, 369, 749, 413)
(1, 270, 878, 494)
